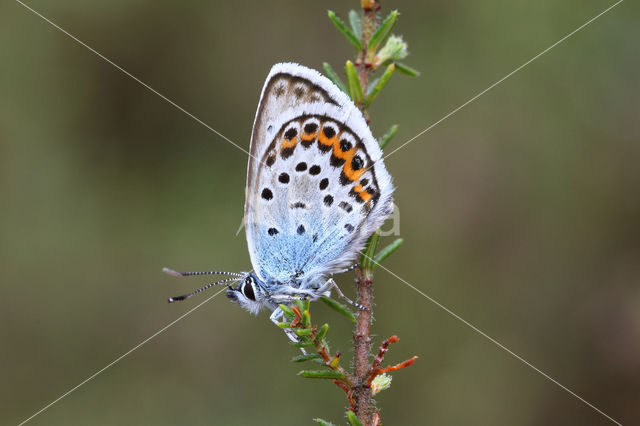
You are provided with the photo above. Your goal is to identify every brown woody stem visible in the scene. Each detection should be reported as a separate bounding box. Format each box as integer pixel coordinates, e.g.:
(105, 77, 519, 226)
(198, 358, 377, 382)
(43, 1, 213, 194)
(352, 1, 380, 424)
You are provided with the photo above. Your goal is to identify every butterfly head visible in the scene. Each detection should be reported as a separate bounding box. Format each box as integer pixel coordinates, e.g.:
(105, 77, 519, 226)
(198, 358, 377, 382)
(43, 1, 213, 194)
(226, 272, 269, 314)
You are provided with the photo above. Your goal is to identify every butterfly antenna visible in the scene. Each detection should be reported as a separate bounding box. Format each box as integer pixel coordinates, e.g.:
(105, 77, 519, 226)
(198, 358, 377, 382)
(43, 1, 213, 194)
(168, 277, 240, 303)
(162, 267, 243, 278)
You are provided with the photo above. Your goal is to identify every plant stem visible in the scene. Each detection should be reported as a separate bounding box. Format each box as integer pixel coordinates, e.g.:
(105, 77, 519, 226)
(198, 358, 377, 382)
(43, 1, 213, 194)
(352, 2, 379, 423)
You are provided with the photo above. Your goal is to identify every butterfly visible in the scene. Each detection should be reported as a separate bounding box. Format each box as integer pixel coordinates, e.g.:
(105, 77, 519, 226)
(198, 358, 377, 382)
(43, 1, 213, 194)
(165, 63, 394, 327)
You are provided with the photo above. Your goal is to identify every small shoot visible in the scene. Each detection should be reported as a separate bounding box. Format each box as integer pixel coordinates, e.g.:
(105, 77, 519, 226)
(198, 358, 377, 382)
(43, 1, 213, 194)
(373, 34, 408, 68)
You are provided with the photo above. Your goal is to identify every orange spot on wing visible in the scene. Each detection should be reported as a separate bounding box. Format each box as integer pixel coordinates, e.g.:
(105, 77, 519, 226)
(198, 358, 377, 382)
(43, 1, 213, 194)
(359, 191, 372, 202)
(281, 136, 298, 149)
(301, 130, 317, 141)
(318, 133, 335, 147)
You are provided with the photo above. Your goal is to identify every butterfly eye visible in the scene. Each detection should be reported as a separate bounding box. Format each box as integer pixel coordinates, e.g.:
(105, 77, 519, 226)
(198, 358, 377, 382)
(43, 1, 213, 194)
(242, 281, 256, 301)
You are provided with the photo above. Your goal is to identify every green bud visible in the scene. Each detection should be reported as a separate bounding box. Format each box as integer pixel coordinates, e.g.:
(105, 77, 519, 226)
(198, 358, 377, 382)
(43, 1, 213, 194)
(373, 35, 408, 68)
(370, 373, 393, 396)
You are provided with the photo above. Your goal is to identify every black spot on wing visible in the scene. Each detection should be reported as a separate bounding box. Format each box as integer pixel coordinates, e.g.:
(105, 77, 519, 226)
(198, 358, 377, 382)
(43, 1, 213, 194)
(318, 140, 332, 153)
(339, 201, 353, 213)
(330, 155, 345, 168)
(339, 139, 352, 152)
(319, 178, 329, 190)
(281, 146, 295, 159)
(266, 155, 276, 167)
(304, 123, 318, 133)
(309, 165, 321, 175)
(297, 224, 305, 235)
(339, 171, 350, 186)
(261, 188, 273, 200)
(278, 173, 290, 184)
(268, 228, 279, 236)
(323, 126, 336, 138)
(351, 156, 364, 171)
(295, 162, 308, 172)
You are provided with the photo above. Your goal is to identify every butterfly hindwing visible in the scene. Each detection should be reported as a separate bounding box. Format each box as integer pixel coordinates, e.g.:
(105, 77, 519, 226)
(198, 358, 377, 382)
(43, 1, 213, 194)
(245, 63, 393, 285)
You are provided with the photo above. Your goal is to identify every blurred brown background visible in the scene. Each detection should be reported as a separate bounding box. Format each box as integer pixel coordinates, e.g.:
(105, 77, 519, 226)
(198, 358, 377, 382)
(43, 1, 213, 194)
(1, 0, 639, 424)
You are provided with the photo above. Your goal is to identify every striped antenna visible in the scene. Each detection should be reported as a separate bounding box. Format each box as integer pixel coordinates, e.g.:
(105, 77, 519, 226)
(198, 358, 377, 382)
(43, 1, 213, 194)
(168, 277, 241, 303)
(163, 267, 243, 278)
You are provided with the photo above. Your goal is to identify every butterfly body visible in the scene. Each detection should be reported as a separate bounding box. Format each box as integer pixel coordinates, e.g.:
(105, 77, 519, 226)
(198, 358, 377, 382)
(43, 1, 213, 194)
(167, 63, 394, 319)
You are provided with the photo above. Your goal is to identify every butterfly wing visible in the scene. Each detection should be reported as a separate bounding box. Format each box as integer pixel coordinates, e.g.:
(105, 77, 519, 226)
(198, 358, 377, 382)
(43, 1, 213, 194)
(245, 63, 393, 284)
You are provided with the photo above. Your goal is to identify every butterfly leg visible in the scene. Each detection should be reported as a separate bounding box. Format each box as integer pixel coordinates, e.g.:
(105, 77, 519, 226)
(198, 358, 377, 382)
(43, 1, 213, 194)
(320, 278, 368, 311)
(335, 263, 360, 274)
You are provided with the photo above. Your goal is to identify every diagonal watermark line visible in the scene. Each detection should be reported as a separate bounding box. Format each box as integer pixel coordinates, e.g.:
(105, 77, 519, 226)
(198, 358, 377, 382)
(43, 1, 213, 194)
(361, 252, 622, 425)
(16, 0, 253, 160)
(17, 288, 226, 426)
(382, 0, 624, 163)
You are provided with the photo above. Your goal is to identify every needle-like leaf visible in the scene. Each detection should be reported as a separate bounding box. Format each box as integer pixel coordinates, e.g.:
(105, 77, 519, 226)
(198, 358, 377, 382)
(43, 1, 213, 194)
(345, 60, 364, 103)
(367, 10, 398, 52)
(320, 296, 356, 323)
(395, 62, 420, 77)
(328, 11, 363, 50)
(322, 62, 348, 93)
(378, 124, 399, 149)
(298, 370, 347, 380)
(372, 238, 404, 269)
(365, 63, 395, 106)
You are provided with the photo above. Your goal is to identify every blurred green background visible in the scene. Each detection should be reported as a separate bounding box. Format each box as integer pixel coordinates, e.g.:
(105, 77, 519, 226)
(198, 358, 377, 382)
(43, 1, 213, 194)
(2, 0, 639, 424)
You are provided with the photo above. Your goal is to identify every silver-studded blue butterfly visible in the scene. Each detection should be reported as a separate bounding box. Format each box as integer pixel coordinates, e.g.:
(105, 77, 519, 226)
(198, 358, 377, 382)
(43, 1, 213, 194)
(165, 63, 393, 327)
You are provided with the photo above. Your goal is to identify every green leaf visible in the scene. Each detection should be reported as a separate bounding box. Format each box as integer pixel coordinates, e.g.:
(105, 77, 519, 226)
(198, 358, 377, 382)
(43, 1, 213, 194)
(372, 238, 404, 269)
(278, 304, 295, 319)
(348, 10, 362, 39)
(316, 323, 329, 342)
(292, 340, 315, 348)
(292, 353, 323, 363)
(328, 10, 362, 50)
(360, 229, 380, 270)
(378, 124, 399, 149)
(298, 370, 346, 380)
(322, 62, 348, 93)
(395, 62, 420, 77)
(366, 76, 380, 97)
(320, 296, 356, 323)
(295, 328, 314, 337)
(314, 419, 337, 426)
(365, 63, 395, 106)
(294, 299, 305, 312)
(368, 10, 398, 52)
(347, 410, 364, 426)
(345, 60, 364, 104)
(277, 322, 291, 328)
(302, 310, 311, 327)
